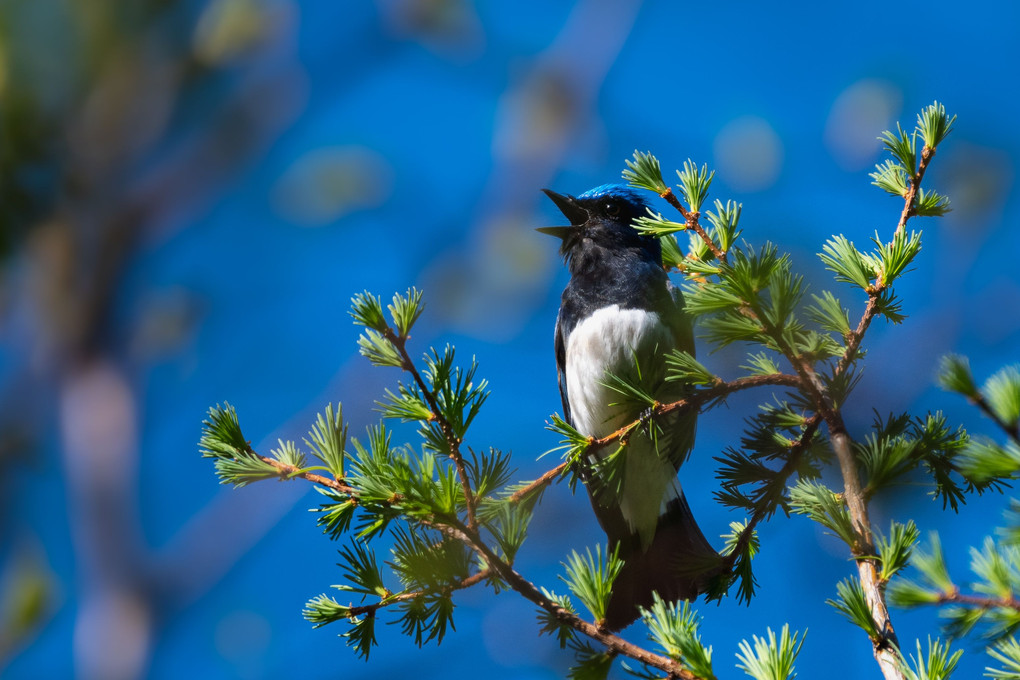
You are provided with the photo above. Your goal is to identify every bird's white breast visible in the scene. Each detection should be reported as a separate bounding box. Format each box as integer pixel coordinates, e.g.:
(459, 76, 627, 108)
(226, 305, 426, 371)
(564, 305, 673, 437)
(564, 304, 684, 543)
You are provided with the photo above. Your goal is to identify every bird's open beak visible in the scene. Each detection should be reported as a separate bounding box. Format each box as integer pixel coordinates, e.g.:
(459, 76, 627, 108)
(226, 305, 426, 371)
(537, 189, 588, 238)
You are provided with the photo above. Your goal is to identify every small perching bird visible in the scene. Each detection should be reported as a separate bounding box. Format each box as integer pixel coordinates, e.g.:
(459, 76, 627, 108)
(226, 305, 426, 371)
(539, 183, 719, 630)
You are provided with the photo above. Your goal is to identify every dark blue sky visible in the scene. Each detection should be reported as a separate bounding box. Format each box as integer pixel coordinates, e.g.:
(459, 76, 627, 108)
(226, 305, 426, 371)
(6, 1, 1020, 678)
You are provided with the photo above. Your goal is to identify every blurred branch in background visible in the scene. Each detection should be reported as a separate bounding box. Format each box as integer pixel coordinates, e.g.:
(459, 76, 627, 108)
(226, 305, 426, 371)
(0, 1, 302, 677)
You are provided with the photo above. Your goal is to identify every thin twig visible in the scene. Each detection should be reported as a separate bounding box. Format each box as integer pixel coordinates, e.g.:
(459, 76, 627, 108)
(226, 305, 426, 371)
(935, 589, 1020, 612)
(660, 187, 727, 264)
(587, 373, 801, 451)
(386, 329, 480, 532)
(508, 462, 569, 505)
(896, 146, 935, 235)
(343, 569, 493, 619)
(968, 392, 1020, 447)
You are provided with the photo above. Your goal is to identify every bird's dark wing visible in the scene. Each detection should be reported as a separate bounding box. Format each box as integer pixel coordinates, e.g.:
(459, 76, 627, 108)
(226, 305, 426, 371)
(554, 313, 572, 424)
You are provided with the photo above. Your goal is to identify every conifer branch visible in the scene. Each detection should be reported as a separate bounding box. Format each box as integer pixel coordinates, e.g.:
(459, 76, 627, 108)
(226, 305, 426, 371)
(508, 462, 569, 505)
(896, 145, 935, 236)
(384, 328, 480, 532)
(721, 414, 823, 572)
(341, 569, 493, 619)
(258, 456, 356, 494)
(587, 373, 801, 450)
(968, 391, 1020, 447)
(933, 589, 1020, 612)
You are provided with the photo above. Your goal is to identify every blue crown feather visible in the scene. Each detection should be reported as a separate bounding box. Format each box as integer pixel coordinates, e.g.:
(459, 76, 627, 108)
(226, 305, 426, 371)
(577, 183, 648, 208)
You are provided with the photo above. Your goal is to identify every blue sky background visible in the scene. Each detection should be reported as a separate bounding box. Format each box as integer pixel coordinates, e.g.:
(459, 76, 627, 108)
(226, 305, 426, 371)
(4, 0, 1020, 678)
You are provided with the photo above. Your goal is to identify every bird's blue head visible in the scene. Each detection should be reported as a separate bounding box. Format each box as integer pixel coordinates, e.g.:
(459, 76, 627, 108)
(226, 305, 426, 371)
(538, 183, 660, 266)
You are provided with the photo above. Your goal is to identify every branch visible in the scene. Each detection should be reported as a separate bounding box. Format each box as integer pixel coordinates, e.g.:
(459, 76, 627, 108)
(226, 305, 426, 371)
(721, 414, 823, 571)
(660, 187, 727, 264)
(896, 146, 935, 235)
(385, 329, 480, 532)
(259, 449, 705, 678)
(968, 392, 1020, 448)
(935, 589, 1020, 612)
(588, 373, 801, 451)
(343, 569, 493, 619)
(508, 462, 569, 505)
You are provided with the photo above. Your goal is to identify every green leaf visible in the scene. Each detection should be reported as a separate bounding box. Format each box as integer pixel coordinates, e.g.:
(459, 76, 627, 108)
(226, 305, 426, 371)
(350, 291, 388, 332)
(819, 235, 875, 290)
(879, 123, 918, 175)
(394, 592, 456, 647)
(561, 544, 623, 624)
(937, 355, 978, 398)
(536, 588, 578, 648)
(567, 641, 616, 680)
(623, 150, 668, 194)
(199, 402, 250, 459)
(789, 480, 857, 547)
(661, 234, 686, 271)
(870, 159, 910, 197)
(805, 291, 851, 337)
(313, 486, 358, 539)
(705, 199, 742, 252)
(270, 439, 306, 469)
(877, 520, 921, 582)
(676, 159, 714, 213)
(633, 211, 688, 236)
(827, 578, 880, 640)
(915, 188, 952, 217)
(742, 352, 782, 376)
(984, 365, 1020, 429)
(302, 593, 350, 628)
(665, 350, 718, 386)
(916, 101, 956, 149)
(912, 533, 956, 593)
(735, 624, 806, 680)
(875, 229, 923, 287)
(639, 593, 715, 678)
(337, 541, 389, 598)
(357, 328, 404, 368)
(305, 403, 347, 478)
(899, 637, 962, 680)
(388, 287, 425, 338)
(987, 637, 1020, 679)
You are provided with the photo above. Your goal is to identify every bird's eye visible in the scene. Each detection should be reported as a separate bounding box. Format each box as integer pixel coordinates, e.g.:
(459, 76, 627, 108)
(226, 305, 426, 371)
(603, 201, 620, 217)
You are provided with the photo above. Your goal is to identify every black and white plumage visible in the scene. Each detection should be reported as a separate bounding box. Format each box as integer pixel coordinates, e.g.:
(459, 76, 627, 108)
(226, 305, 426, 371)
(540, 183, 719, 630)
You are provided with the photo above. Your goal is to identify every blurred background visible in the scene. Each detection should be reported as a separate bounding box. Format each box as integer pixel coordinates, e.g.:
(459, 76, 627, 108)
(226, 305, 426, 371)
(1, 0, 1018, 678)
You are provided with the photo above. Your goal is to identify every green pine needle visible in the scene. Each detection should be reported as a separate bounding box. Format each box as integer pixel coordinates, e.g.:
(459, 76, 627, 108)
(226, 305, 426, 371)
(898, 637, 963, 680)
(633, 211, 688, 236)
(877, 520, 921, 582)
(705, 199, 742, 252)
(937, 355, 978, 397)
(874, 229, 923, 287)
(827, 578, 880, 640)
(735, 624, 805, 680)
(639, 593, 715, 678)
(561, 544, 623, 623)
(984, 366, 1020, 429)
(665, 350, 718, 386)
(916, 101, 957, 150)
(819, 235, 876, 290)
(879, 123, 918, 175)
(676, 159, 714, 213)
(805, 291, 851, 337)
(305, 403, 347, 478)
(536, 588, 578, 649)
(915, 188, 952, 217)
(623, 150, 668, 194)
(350, 291, 389, 332)
(870, 159, 911, 197)
(789, 480, 857, 548)
(987, 637, 1020, 679)
(388, 287, 425, 338)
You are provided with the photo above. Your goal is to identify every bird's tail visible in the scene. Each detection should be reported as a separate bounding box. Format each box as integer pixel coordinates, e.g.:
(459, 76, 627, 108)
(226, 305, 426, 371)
(602, 493, 721, 631)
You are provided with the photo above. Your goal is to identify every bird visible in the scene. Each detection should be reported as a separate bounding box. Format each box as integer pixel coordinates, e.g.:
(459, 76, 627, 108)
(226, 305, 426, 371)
(539, 183, 720, 630)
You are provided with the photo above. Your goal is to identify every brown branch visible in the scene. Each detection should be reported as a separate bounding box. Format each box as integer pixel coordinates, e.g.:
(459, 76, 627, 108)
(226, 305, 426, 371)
(508, 462, 569, 505)
(344, 569, 493, 619)
(721, 414, 823, 571)
(258, 449, 704, 678)
(968, 392, 1020, 447)
(896, 146, 935, 236)
(446, 517, 703, 680)
(660, 187, 727, 264)
(935, 589, 1020, 612)
(259, 456, 357, 495)
(386, 330, 480, 533)
(588, 373, 802, 451)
